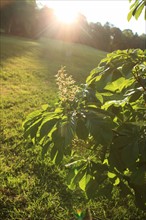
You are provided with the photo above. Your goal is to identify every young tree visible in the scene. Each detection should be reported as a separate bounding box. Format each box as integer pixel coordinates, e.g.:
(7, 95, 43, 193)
(23, 0, 146, 211)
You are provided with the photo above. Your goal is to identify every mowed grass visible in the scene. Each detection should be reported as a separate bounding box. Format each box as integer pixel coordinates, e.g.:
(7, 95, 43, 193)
(0, 35, 106, 220)
(1, 35, 106, 147)
(1, 35, 146, 220)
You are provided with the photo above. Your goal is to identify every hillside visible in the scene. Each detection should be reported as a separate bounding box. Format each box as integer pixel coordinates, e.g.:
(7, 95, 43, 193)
(0, 36, 107, 219)
(1, 36, 106, 135)
(1, 36, 145, 220)
(1, 35, 106, 138)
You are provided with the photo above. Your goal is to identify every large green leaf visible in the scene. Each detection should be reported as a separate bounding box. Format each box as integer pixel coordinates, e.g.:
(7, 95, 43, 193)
(79, 173, 91, 191)
(129, 165, 146, 210)
(24, 118, 43, 140)
(85, 178, 99, 198)
(104, 77, 134, 93)
(23, 110, 43, 130)
(85, 174, 109, 199)
(139, 139, 146, 162)
(109, 123, 140, 170)
(129, 89, 142, 102)
(122, 62, 135, 77)
(135, 2, 145, 19)
(59, 116, 76, 147)
(131, 165, 146, 186)
(41, 140, 52, 159)
(39, 117, 59, 140)
(67, 162, 86, 190)
(51, 129, 65, 164)
(76, 117, 89, 140)
(127, 0, 145, 21)
(86, 113, 113, 146)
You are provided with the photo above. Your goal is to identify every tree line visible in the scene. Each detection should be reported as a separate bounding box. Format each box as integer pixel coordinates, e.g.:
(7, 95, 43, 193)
(0, 0, 146, 52)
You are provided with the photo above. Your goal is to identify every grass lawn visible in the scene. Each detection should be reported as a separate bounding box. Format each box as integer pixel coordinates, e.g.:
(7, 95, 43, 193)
(0, 35, 146, 220)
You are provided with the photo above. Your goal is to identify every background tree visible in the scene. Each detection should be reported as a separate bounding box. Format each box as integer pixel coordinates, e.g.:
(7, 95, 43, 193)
(0, 0, 37, 37)
(0, 0, 145, 50)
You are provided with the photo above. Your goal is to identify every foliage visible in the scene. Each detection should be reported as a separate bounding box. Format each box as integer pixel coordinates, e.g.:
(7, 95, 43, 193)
(128, 0, 146, 21)
(0, 0, 37, 37)
(24, 49, 146, 211)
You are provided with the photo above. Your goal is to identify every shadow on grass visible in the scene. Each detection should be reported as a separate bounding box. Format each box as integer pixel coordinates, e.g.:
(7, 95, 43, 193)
(0, 35, 39, 63)
(32, 159, 85, 220)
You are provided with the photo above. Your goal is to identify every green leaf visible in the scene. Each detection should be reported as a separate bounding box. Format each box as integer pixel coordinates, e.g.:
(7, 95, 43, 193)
(86, 67, 103, 85)
(110, 123, 140, 170)
(41, 140, 52, 159)
(127, 8, 135, 21)
(96, 92, 103, 103)
(113, 177, 120, 186)
(122, 62, 135, 77)
(121, 142, 139, 166)
(129, 90, 142, 102)
(76, 118, 89, 140)
(139, 140, 146, 162)
(79, 173, 91, 191)
(50, 144, 64, 165)
(24, 118, 42, 140)
(127, 0, 142, 21)
(86, 113, 113, 146)
(131, 165, 146, 186)
(39, 117, 59, 140)
(66, 168, 76, 185)
(135, 184, 146, 210)
(135, 2, 145, 19)
(67, 163, 87, 190)
(41, 104, 49, 110)
(23, 110, 43, 130)
(109, 146, 126, 172)
(85, 161, 112, 198)
(104, 77, 134, 93)
(72, 167, 86, 185)
(108, 171, 116, 178)
(86, 179, 99, 198)
(111, 69, 123, 81)
(59, 117, 76, 146)
(50, 145, 57, 161)
(55, 150, 63, 165)
(50, 129, 66, 164)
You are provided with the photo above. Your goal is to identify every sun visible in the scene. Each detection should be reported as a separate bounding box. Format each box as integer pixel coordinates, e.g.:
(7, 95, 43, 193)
(36, 1, 80, 24)
(54, 7, 78, 24)
(55, 8, 77, 24)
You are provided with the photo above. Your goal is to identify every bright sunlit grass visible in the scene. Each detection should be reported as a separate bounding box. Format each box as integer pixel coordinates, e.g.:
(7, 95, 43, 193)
(0, 35, 106, 219)
(1, 35, 145, 220)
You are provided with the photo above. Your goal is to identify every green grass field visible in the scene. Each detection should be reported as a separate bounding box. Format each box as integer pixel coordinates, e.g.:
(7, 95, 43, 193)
(1, 35, 146, 220)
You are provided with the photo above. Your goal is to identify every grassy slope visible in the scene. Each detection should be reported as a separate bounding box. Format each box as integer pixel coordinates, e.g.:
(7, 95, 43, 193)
(1, 36, 145, 220)
(1, 35, 106, 148)
(0, 36, 106, 220)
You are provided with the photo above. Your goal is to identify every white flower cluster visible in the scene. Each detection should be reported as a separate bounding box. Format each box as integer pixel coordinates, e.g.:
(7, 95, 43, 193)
(55, 66, 79, 102)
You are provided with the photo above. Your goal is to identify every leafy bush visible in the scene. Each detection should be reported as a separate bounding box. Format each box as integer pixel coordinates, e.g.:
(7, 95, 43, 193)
(23, 49, 146, 212)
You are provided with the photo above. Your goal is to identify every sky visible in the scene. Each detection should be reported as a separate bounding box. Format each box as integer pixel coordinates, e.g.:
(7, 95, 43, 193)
(37, 0, 146, 35)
